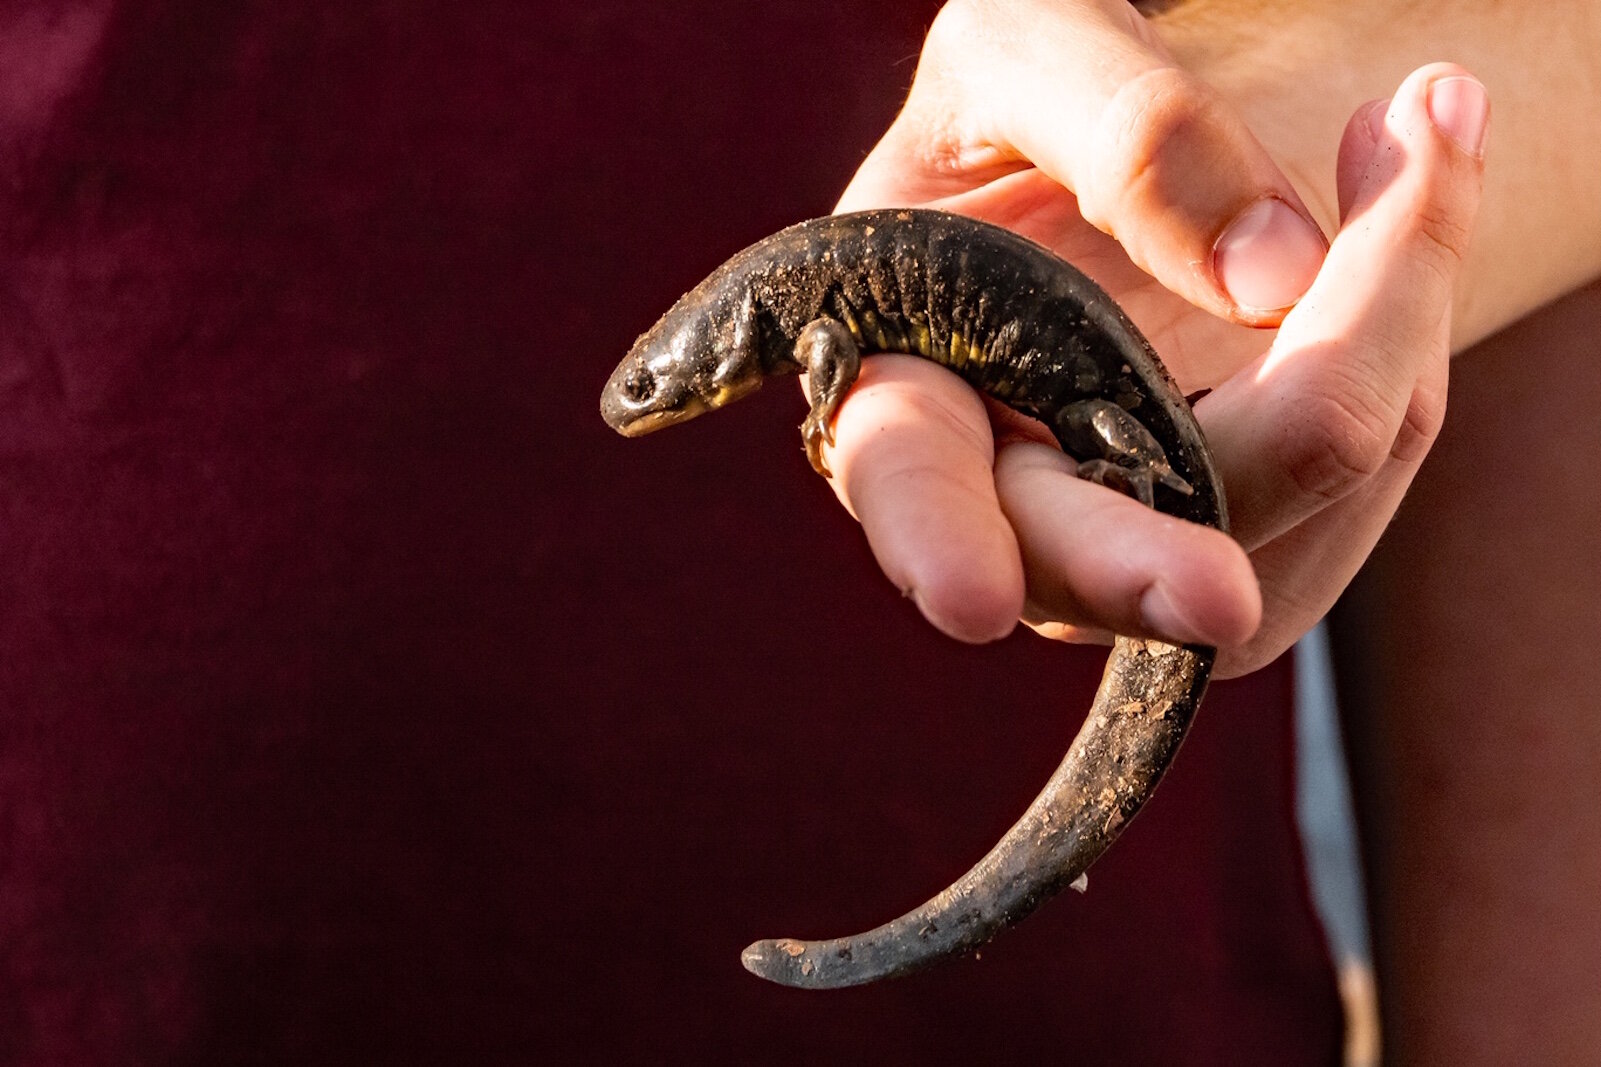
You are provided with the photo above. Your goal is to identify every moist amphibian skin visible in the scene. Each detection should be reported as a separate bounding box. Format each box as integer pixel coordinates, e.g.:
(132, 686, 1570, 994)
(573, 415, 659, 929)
(601, 208, 1227, 989)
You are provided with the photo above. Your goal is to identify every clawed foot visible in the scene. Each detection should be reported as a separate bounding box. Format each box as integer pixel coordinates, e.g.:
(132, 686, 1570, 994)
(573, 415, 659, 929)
(802, 411, 836, 478)
(1056, 399, 1193, 507)
(1076, 458, 1157, 508)
(796, 317, 861, 478)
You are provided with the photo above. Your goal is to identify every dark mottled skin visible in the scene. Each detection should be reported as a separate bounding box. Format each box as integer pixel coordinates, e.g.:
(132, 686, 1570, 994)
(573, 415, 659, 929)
(601, 209, 1228, 988)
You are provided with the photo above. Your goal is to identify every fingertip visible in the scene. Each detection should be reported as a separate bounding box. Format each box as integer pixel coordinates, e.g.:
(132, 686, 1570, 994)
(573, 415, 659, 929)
(905, 564, 1024, 645)
(1211, 196, 1328, 321)
(1195, 534, 1263, 648)
(1138, 530, 1261, 647)
(827, 355, 1027, 645)
(995, 441, 1258, 647)
(1376, 62, 1490, 161)
(1425, 73, 1489, 159)
(1336, 98, 1392, 220)
(868, 497, 1026, 644)
(1351, 62, 1489, 209)
(1308, 62, 1487, 341)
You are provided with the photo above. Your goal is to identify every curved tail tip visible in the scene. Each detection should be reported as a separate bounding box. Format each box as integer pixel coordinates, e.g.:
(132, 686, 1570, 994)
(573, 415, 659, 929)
(741, 938, 825, 988)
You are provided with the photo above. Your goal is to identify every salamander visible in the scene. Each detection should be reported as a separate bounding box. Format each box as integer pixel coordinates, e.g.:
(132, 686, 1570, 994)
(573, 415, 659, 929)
(600, 208, 1228, 989)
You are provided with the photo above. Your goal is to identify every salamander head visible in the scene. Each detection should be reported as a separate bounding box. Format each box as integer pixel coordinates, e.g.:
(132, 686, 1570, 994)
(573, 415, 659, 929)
(600, 291, 765, 437)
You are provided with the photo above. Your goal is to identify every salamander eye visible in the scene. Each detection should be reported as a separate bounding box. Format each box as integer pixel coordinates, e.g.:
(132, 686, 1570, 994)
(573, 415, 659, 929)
(621, 368, 656, 404)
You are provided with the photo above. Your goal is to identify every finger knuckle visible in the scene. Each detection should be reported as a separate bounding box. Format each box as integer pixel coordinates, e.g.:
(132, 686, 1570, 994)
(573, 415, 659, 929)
(1082, 66, 1214, 233)
(1406, 196, 1473, 286)
(1279, 360, 1400, 503)
(910, 0, 1011, 178)
(1392, 368, 1447, 465)
(914, 119, 978, 179)
(924, 0, 991, 59)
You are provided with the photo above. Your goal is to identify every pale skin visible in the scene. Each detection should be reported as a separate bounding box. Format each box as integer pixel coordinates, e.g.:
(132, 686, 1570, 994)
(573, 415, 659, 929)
(815, 0, 1601, 1061)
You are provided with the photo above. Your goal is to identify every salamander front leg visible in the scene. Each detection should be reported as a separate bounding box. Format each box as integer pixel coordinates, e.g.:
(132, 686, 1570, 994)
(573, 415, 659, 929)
(1055, 399, 1194, 508)
(796, 317, 861, 477)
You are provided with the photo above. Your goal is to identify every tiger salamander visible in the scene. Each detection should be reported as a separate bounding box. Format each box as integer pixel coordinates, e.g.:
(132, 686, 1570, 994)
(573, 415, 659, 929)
(600, 208, 1227, 989)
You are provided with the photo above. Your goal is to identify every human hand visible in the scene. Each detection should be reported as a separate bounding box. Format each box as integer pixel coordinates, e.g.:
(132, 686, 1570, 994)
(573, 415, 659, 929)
(820, 0, 1487, 677)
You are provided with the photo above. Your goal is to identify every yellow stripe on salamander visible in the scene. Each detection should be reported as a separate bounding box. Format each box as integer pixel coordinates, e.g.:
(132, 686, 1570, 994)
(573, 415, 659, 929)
(835, 302, 864, 345)
(949, 331, 973, 369)
(858, 309, 895, 352)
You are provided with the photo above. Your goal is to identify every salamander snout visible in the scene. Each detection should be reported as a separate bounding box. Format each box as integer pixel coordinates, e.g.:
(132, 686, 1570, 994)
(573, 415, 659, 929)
(600, 355, 702, 437)
(601, 308, 764, 437)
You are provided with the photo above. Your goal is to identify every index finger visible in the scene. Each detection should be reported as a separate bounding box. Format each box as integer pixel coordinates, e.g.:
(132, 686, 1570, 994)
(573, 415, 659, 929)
(840, 0, 1327, 324)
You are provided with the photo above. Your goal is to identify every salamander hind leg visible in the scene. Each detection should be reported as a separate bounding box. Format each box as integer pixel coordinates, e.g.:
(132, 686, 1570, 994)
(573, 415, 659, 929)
(796, 317, 861, 477)
(1055, 399, 1194, 508)
(1074, 458, 1158, 508)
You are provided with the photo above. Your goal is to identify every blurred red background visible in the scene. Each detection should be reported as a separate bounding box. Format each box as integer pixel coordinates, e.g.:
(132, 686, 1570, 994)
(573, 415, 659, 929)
(0, 1, 1339, 1061)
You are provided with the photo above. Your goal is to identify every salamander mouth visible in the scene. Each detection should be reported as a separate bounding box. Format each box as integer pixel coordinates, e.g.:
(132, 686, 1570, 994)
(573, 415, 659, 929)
(709, 373, 761, 409)
(602, 368, 762, 437)
(605, 395, 708, 437)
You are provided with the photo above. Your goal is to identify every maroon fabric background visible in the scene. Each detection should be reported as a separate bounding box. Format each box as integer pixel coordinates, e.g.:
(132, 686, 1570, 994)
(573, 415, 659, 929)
(0, 1, 1340, 1062)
